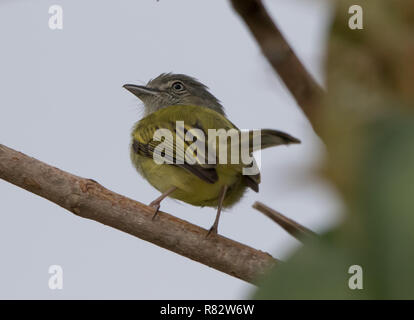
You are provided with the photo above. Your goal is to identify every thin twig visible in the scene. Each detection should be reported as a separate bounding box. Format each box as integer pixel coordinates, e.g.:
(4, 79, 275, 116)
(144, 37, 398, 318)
(253, 201, 316, 241)
(230, 0, 324, 129)
(0, 144, 277, 284)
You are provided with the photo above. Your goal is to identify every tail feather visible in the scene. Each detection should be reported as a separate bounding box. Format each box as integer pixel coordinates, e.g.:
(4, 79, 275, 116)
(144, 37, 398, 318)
(240, 129, 299, 193)
(224, 128, 300, 162)
(259, 129, 301, 150)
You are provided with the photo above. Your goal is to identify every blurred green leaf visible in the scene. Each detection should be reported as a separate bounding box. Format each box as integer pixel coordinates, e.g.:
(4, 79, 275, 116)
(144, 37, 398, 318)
(253, 0, 414, 299)
(253, 114, 414, 299)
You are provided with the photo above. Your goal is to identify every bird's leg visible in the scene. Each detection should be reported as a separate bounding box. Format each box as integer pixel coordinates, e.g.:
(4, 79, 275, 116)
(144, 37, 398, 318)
(149, 186, 177, 220)
(207, 185, 228, 237)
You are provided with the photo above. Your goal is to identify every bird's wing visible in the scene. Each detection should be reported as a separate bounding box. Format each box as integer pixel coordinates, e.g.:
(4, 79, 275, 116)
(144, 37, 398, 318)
(132, 105, 300, 191)
(132, 105, 237, 184)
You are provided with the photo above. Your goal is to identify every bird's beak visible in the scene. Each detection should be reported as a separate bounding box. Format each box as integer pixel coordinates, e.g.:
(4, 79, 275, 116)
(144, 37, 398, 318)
(123, 84, 160, 99)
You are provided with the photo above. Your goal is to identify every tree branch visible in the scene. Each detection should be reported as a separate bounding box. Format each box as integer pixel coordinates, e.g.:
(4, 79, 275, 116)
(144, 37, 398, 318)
(230, 0, 324, 128)
(0, 144, 277, 284)
(253, 201, 316, 241)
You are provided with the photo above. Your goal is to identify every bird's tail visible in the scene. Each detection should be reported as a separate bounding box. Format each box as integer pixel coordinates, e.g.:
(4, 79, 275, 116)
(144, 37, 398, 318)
(238, 129, 299, 193)
(259, 129, 300, 150)
(246, 129, 301, 153)
(215, 128, 300, 163)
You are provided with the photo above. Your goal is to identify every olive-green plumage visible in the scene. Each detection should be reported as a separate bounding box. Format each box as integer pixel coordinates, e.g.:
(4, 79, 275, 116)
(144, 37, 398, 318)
(133, 105, 243, 207)
(124, 73, 300, 233)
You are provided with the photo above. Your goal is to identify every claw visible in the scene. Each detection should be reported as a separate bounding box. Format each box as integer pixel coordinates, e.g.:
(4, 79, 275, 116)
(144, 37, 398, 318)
(206, 185, 228, 239)
(147, 186, 178, 221)
(149, 201, 161, 220)
(206, 225, 218, 238)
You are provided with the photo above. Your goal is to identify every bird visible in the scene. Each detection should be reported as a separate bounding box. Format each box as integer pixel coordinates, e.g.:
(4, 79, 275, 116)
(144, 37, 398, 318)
(124, 73, 300, 236)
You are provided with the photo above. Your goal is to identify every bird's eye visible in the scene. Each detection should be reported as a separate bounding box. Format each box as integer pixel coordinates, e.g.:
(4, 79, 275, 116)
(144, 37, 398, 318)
(172, 81, 185, 91)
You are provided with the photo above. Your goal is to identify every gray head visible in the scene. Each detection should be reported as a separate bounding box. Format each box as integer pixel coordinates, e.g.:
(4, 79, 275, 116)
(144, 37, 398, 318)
(123, 73, 225, 116)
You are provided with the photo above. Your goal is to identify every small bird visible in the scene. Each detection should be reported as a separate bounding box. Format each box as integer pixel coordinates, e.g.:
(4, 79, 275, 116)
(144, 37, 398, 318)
(124, 73, 300, 236)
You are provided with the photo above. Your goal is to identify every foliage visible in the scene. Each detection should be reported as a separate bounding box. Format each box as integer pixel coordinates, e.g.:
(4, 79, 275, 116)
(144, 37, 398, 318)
(254, 0, 414, 299)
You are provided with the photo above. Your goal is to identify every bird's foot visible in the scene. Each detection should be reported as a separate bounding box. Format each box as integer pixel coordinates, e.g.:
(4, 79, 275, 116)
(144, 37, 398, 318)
(206, 225, 218, 238)
(149, 200, 161, 220)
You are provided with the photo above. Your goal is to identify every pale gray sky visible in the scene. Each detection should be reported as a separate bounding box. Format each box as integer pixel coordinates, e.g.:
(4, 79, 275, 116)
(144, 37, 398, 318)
(0, 0, 341, 299)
